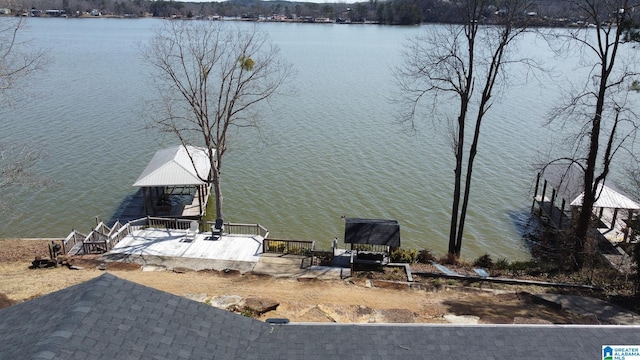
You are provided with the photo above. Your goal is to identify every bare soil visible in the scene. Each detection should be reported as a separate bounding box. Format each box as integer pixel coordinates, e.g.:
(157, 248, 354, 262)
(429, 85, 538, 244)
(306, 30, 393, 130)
(0, 239, 600, 324)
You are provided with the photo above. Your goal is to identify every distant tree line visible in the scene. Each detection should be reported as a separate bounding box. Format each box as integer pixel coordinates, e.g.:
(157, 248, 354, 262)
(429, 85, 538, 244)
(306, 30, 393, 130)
(2, 0, 639, 26)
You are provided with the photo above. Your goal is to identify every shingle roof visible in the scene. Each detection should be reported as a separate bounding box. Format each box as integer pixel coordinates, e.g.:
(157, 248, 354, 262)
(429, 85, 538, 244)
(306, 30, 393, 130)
(2, 274, 640, 359)
(0, 274, 259, 360)
(133, 145, 212, 187)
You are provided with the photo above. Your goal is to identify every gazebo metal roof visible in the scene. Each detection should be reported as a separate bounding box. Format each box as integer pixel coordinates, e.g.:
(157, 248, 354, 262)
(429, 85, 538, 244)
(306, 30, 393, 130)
(571, 183, 640, 210)
(133, 145, 212, 187)
(344, 218, 400, 247)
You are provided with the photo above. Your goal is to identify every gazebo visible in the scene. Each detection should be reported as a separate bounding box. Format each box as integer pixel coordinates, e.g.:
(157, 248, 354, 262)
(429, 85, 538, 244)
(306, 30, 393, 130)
(532, 163, 639, 242)
(133, 145, 213, 219)
(344, 218, 400, 264)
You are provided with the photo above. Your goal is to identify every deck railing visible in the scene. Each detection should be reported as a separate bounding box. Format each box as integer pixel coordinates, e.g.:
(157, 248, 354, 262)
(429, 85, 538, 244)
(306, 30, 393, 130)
(94, 222, 111, 237)
(62, 230, 86, 254)
(108, 221, 123, 237)
(206, 221, 269, 238)
(67, 217, 271, 255)
(350, 243, 389, 254)
(82, 228, 110, 254)
(107, 223, 132, 250)
(146, 217, 195, 230)
(263, 238, 315, 256)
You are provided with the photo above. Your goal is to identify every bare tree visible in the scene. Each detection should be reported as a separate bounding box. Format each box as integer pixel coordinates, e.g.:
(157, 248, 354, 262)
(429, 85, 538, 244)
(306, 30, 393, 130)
(0, 17, 47, 105)
(544, 0, 640, 268)
(394, 0, 534, 257)
(142, 20, 293, 220)
(0, 142, 50, 211)
(0, 17, 48, 213)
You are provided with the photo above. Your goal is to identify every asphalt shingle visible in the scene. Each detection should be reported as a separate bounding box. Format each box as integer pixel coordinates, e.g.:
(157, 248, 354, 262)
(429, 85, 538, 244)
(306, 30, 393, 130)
(2, 274, 640, 359)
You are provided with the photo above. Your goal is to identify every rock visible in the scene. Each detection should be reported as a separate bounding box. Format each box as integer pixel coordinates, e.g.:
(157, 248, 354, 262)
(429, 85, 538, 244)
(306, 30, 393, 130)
(298, 306, 336, 322)
(376, 309, 418, 323)
(209, 295, 243, 309)
(443, 314, 480, 324)
(173, 267, 194, 273)
(318, 304, 376, 323)
(68, 265, 84, 270)
(141, 264, 166, 272)
(0, 293, 13, 310)
(221, 268, 240, 276)
(513, 317, 553, 324)
(239, 298, 279, 315)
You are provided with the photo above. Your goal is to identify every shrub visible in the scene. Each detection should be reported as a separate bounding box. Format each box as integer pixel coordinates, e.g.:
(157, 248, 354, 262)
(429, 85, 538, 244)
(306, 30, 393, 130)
(391, 248, 418, 263)
(495, 258, 510, 270)
(438, 253, 459, 265)
(416, 249, 436, 264)
(507, 260, 532, 275)
(473, 254, 494, 269)
(266, 241, 287, 253)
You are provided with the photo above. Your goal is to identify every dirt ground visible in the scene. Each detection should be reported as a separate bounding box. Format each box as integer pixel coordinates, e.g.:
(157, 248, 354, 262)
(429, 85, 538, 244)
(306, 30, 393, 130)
(0, 239, 599, 324)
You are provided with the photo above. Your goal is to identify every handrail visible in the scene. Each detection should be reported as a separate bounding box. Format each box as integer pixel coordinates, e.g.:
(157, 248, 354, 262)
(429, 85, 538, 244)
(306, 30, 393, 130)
(107, 223, 132, 250)
(62, 230, 86, 254)
(204, 221, 269, 238)
(146, 217, 194, 230)
(263, 238, 314, 256)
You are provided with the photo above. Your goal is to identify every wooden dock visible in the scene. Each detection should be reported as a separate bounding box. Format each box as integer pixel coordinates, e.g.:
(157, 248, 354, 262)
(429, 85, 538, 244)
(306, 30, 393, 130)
(532, 195, 634, 274)
(109, 185, 211, 225)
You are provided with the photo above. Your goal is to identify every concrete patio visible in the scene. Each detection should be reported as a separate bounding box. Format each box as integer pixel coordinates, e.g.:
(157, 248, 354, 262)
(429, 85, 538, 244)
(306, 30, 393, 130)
(105, 228, 263, 272)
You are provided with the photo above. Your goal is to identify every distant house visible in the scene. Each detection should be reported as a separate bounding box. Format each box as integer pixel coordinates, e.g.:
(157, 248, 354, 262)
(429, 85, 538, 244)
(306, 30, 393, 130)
(45, 10, 65, 17)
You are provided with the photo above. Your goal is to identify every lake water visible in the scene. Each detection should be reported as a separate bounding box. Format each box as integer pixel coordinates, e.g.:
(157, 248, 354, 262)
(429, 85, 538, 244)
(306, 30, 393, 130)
(1, 18, 637, 260)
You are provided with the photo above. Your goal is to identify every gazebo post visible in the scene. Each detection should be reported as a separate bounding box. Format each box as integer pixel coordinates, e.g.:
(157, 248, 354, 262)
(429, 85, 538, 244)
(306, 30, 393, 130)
(549, 188, 556, 221)
(559, 198, 566, 228)
(198, 185, 204, 216)
(625, 210, 635, 242)
(539, 180, 548, 217)
(532, 172, 541, 212)
(611, 208, 619, 230)
(142, 187, 149, 216)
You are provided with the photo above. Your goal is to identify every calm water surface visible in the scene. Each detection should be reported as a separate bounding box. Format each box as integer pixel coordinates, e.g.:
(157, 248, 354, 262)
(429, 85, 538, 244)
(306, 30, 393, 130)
(2, 18, 635, 260)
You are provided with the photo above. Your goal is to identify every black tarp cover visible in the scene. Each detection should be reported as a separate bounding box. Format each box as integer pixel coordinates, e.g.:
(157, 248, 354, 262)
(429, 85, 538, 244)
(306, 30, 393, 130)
(344, 218, 400, 247)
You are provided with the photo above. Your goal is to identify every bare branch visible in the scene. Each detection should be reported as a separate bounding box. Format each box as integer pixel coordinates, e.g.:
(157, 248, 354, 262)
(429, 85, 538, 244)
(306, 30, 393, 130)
(142, 20, 294, 219)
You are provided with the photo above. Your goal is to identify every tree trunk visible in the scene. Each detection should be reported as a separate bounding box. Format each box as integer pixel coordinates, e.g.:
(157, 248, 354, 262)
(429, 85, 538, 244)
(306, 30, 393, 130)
(449, 102, 469, 256)
(572, 70, 607, 268)
(212, 167, 224, 220)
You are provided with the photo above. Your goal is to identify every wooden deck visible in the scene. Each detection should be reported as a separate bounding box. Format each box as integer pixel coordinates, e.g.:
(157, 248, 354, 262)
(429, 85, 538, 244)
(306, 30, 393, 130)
(533, 195, 571, 230)
(182, 185, 210, 217)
